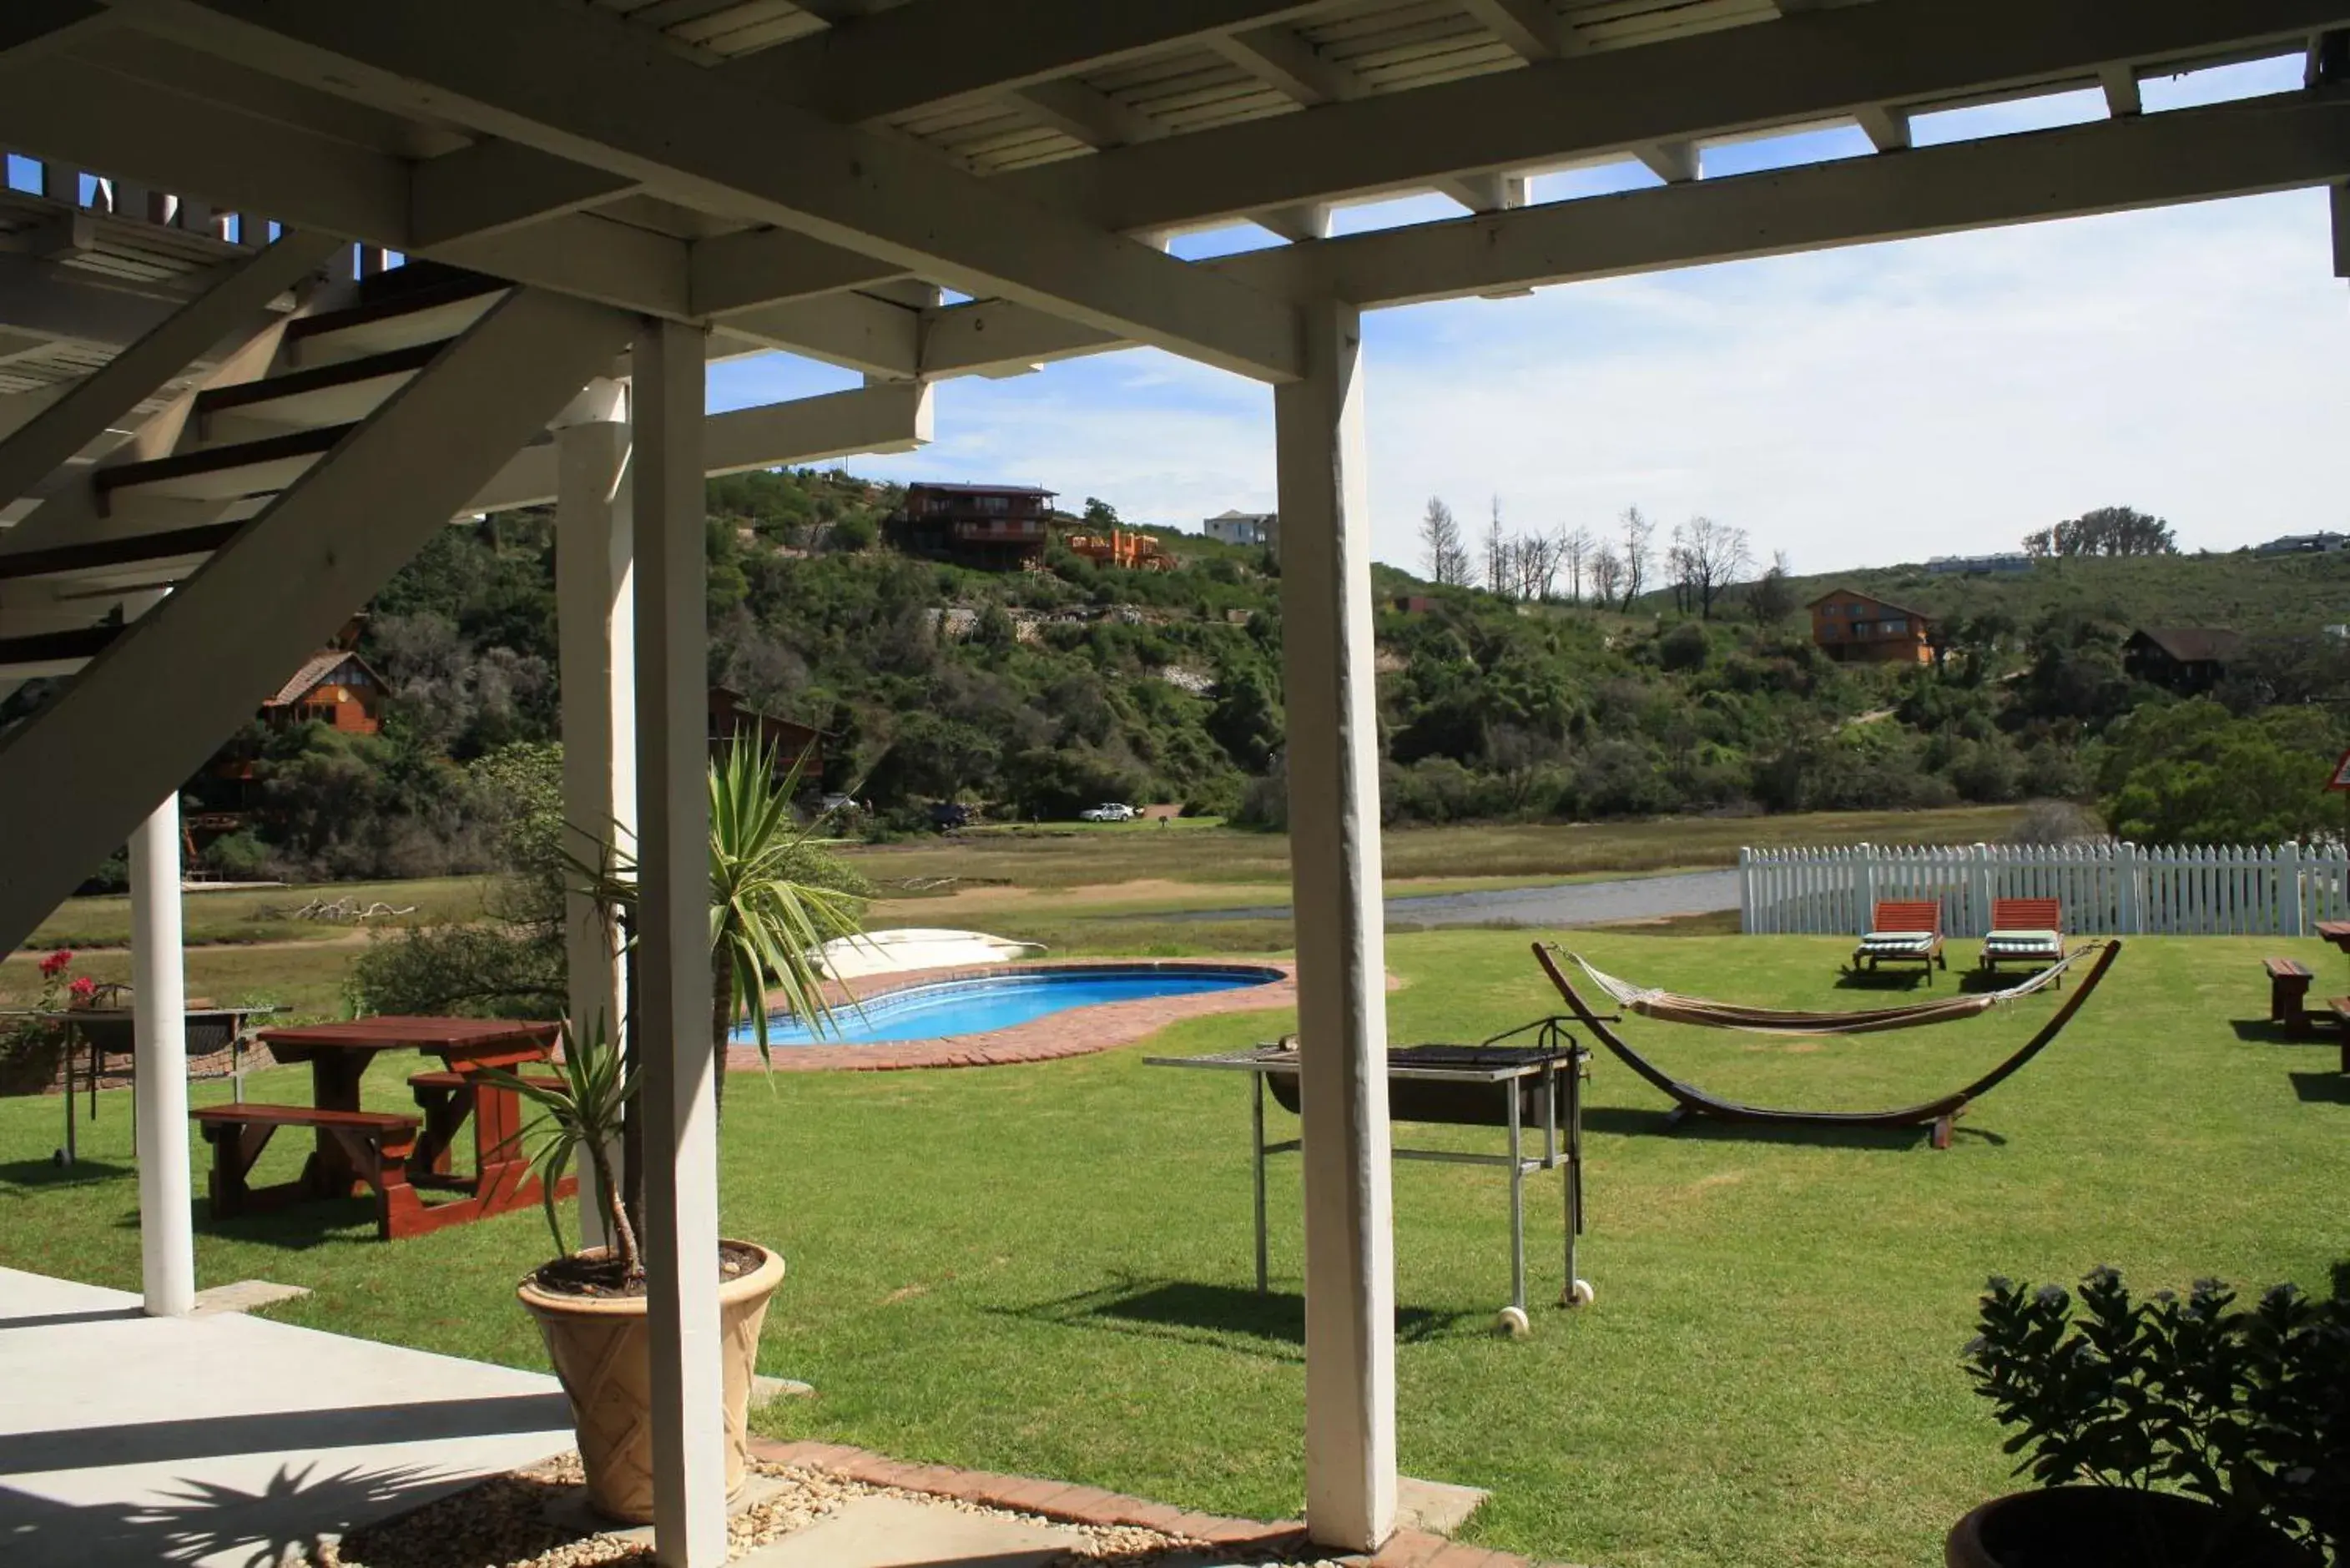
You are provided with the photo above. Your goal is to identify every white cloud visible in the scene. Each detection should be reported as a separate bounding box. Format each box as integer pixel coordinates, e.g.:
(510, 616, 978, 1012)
(727, 185, 2350, 576)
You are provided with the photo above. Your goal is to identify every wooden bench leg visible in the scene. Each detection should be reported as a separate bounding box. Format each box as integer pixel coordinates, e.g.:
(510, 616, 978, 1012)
(408, 1083, 473, 1178)
(203, 1122, 277, 1219)
(1931, 1115, 1954, 1152)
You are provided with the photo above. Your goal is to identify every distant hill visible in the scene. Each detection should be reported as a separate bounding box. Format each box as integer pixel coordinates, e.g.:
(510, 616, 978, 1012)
(1767, 551, 2350, 638)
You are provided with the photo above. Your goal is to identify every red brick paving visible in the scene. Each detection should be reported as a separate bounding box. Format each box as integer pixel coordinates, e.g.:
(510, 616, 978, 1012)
(747, 1436, 1584, 1565)
(732, 957, 1298, 1072)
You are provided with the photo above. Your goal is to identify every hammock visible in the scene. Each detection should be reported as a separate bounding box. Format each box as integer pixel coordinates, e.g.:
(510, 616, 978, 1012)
(1532, 940, 2124, 1149)
(1566, 945, 2091, 1037)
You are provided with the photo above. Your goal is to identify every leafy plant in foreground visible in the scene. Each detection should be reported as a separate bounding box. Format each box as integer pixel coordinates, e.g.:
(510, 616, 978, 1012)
(1964, 1267, 2350, 1560)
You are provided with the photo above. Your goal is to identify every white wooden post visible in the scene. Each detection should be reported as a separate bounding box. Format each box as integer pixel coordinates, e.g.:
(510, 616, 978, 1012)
(2118, 841, 2140, 935)
(1277, 297, 1397, 1555)
(557, 380, 636, 1251)
(633, 319, 726, 1568)
(130, 792, 194, 1318)
(1968, 844, 1993, 937)
(1737, 846, 1753, 933)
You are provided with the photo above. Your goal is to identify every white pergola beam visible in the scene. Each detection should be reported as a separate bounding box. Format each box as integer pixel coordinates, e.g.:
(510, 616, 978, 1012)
(2333, 181, 2350, 276)
(691, 226, 912, 316)
(1210, 25, 1364, 105)
(1853, 103, 1913, 152)
(919, 87, 2350, 368)
(1460, 0, 1564, 62)
(470, 383, 933, 514)
(410, 138, 641, 246)
(0, 289, 633, 956)
(130, 0, 1304, 381)
(715, 290, 921, 378)
(1001, 0, 2350, 231)
(1633, 141, 1700, 184)
(1251, 87, 2350, 308)
(1441, 173, 1529, 213)
(2100, 62, 2144, 117)
(737, 0, 1335, 124)
(0, 231, 331, 507)
(1011, 78, 1167, 149)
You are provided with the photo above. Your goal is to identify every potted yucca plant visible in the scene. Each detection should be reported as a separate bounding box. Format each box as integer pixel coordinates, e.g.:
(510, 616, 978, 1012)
(492, 733, 864, 1523)
(1950, 1267, 2347, 1568)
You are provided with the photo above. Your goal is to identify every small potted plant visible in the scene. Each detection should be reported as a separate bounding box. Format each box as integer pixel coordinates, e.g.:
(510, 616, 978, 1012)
(491, 1022, 786, 1524)
(1951, 1266, 2348, 1567)
(496, 734, 862, 1523)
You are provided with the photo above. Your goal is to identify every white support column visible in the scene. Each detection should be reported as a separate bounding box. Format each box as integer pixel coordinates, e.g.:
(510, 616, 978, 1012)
(130, 792, 193, 1318)
(1275, 298, 1397, 1555)
(556, 379, 637, 1250)
(633, 318, 725, 1568)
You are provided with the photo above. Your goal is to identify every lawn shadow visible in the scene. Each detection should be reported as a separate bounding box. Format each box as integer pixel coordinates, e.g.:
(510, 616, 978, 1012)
(0, 1156, 134, 1196)
(1833, 968, 1935, 993)
(2231, 1019, 2342, 1050)
(992, 1275, 1479, 1362)
(2289, 1071, 2350, 1106)
(1583, 1104, 2004, 1150)
(122, 1197, 393, 1251)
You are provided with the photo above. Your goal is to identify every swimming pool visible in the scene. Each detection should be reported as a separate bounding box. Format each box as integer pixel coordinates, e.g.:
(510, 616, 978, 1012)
(731, 963, 1284, 1046)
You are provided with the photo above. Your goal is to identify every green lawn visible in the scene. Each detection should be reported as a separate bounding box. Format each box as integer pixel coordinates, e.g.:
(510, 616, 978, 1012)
(3, 930, 2338, 1567)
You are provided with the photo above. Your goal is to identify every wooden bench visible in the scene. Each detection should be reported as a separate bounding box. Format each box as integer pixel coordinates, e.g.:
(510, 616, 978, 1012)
(2333, 1000, 2350, 1075)
(191, 1102, 421, 1241)
(406, 1068, 562, 1178)
(2267, 957, 2316, 1039)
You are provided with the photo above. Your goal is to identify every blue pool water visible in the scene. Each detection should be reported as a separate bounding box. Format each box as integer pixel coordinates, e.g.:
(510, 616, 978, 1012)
(730, 964, 1281, 1046)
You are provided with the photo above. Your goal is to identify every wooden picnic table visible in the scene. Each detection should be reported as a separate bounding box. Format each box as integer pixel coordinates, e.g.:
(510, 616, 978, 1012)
(2319, 921, 2350, 955)
(254, 1015, 563, 1238)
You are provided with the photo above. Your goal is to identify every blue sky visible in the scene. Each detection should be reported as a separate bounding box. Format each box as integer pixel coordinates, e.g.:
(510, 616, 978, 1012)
(712, 54, 2348, 576)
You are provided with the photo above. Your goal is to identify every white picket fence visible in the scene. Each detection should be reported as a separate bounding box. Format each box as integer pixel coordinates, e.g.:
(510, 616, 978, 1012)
(1739, 840, 2350, 937)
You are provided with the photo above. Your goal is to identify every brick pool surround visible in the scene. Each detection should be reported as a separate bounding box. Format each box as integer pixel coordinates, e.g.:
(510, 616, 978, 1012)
(735, 956, 1300, 1071)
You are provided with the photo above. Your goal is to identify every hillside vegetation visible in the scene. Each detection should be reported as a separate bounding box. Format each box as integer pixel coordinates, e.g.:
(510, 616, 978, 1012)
(56, 465, 2348, 885)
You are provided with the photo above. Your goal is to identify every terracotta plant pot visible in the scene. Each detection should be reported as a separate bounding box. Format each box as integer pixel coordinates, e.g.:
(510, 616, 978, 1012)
(517, 1239, 786, 1524)
(1947, 1487, 2318, 1568)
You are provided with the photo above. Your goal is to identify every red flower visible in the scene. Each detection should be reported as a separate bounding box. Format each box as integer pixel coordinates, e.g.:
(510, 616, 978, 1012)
(38, 950, 71, 979)
(68, 976, 97, 1004)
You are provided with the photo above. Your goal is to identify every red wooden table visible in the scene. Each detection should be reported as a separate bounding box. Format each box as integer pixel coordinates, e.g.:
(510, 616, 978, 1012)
(256, 1016, 564, 1238)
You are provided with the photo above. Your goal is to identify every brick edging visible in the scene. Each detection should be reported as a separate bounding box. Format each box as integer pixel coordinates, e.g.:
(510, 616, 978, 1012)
(746, 1437, 1582, 1567)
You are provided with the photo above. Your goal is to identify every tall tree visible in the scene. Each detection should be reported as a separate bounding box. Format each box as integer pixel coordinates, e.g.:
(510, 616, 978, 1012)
(2023, 505, 2179, 557)
(1747, 548, 1797, 625)
(1618, 506, 1655, 612)
(1672, 515, 1752, 619)
(1558, 525, 1593, 605)
(1484, 496, 1508, 594)
(1519, 531, 1562, 601)
(1589, 545, 1624, 608)
(1421, 497, 1469, 586)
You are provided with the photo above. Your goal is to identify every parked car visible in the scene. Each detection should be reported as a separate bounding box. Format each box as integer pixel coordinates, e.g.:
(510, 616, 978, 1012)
(1078, 802, 1136, 823)
(929, 801, 971, 829)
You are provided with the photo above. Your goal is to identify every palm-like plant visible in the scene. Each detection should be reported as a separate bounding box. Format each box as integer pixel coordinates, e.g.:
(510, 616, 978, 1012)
(481, 1018, 640, 1274)
(570, 732, 867, 1122)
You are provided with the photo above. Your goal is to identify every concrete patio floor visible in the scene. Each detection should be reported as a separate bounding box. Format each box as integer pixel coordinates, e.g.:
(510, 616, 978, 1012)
(0, 1265, 575, 1567)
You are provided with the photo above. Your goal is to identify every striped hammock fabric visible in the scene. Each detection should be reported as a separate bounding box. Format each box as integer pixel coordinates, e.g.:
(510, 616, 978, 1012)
(1565, 948, 2088, 1037)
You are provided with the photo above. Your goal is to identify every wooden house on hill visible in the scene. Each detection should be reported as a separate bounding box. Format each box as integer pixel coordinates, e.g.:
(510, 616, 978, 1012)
(709, 687, 825, 780)
(886, 481, 1056, 569)
(2124, 628, 2243, 693)
(1807, 587, 1934, 664)
(260, 649, 384, 735)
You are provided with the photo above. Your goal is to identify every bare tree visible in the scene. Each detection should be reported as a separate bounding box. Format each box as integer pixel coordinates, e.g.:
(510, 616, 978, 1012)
(1484, 496, 1508, 594)
(1672, 515, 1752, 619)
(1558, 526, 1593, 605)
(1519, 531, 1562, 601)
(1618, 506, 1655, 612)
(1421, 496, 1470, 586)
(1588, 544, 1624, 608)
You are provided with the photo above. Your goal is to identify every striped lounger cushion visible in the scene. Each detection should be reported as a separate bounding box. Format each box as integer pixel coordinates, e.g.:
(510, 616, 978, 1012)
(1982, 930, 2062, 958)
(1858, 932, 1938, 957)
